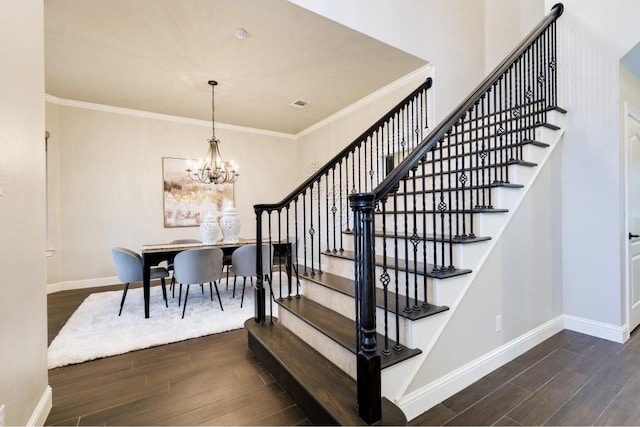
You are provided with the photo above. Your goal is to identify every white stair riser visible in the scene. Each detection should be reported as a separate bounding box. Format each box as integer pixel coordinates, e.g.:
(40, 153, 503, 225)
(342, 234, 490, 268)
(301, 278, 412, 346)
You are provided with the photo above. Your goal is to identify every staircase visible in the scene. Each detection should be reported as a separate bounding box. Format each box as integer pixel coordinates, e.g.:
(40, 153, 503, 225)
(248, 4, 565, 425)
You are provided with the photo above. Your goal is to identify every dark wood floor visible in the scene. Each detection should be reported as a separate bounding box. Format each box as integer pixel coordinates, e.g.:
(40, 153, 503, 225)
(45, 283, 310, 426)
(47, 284, 640, 426)
(410, 327, 640, 426)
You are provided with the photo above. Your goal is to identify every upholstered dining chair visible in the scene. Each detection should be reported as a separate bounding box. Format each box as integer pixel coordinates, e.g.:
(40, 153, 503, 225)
(111, 247, 170, 316)
(230, 244, 274, 308)
(167, 239, 202, 297)
(173, 247, 224, 319)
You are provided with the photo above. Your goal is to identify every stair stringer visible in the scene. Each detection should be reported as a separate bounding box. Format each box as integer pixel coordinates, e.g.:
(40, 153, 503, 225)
(379, 117, 566, 414)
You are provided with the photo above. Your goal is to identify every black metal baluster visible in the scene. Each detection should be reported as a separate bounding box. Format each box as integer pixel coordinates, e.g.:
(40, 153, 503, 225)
(276, 209, 283, 299)
(371, 128, 382, 186)
(302, 191, 308, 275)
(496, 76, 503, 184)
(380, 198, 391, 356)
(309, 183, 315, 275)
(437, 138, 446, 272)
(517, 55, 524, 160)
(403, 177, 410, 313)
(317, 178, 322, 273)
(525, 46, 535, 141)
(422, 154, 429, 307)
(446, 130, 454, 270)
(294, 198, 300, 296)
(339, 160, 344, 252)
(489, 83, 497, 188)
(544, 26, 550, 116)
(332, 166, 337, 253)
(392, 182, 401, 351)
(430, 145, 438, 272)
(482, 93, 490, 208)
(410, 166, 420, 310)
(345, 153, 351, 232)
(551, 21, 558, 107)
(508, 65, 515, 166)
(286, 203, 293, 298)
(323, 174, 329, 254)
(469, 103, 477, 238)
(358, 145, 362, 192)
(267, 211, 274, 320)
(454, 119, 461, 239)
(459, 116, 468, 238)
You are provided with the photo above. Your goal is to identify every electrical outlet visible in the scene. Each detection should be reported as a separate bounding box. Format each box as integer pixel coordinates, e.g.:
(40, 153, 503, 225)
(0, 403, 6, 426)
(495, 315, 502, 332)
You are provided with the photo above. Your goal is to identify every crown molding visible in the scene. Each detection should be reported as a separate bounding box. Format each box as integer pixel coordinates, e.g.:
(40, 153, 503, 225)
(44, 94, 296, 140)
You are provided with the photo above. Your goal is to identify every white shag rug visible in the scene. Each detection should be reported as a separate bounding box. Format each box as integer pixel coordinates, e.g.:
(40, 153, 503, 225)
(48, 279, 279, 369)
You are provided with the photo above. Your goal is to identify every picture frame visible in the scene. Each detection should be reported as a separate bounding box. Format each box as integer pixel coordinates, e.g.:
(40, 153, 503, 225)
(162, 157, 234, 228)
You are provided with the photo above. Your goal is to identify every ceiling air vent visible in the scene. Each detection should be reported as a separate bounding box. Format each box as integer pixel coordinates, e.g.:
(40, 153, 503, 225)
(290, 99, 310, 108)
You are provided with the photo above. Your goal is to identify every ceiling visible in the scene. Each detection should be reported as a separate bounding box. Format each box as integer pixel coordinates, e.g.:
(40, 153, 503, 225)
(44, 0, 426, 135)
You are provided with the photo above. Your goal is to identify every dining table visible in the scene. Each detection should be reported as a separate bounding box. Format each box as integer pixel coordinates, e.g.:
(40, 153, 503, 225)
(140, 239, 292, 318)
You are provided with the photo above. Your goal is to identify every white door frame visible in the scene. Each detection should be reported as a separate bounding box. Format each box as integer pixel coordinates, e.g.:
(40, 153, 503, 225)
(624, 101, 640, 339)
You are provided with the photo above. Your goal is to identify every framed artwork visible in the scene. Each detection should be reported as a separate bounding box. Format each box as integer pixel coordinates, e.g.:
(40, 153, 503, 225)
(162, 157, 234, 228)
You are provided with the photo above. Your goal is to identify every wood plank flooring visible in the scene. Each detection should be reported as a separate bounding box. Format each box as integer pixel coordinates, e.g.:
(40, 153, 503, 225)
(410, 327, 640, 426)
(45, 283, 310, 426)
(47, 284, 640, 426)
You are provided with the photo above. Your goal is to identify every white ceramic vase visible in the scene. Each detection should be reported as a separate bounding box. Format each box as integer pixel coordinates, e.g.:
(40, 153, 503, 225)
(220, 204, 241, 243)
(200, 212, 221, 244)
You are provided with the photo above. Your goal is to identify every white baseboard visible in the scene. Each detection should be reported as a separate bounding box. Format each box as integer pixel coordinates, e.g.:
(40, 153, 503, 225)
(398, 314, 625, 421)
(27, 385, 52, 426)
(47, 276, 118, 294)
(398, 316, 565, 421)
(563, 314, 627, 343)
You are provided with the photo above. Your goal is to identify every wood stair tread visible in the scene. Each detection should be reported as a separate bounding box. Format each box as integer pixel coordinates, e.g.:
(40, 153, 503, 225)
(402, 159, 537, 182)
(276, 295, 422, 368)
(298, 269, 449, 321)
(343, 230, 492, 244)
(375, 207, 509, 215)
(246, 318, 408, 426)
(323, 250, 472, 279)
(393, 181, 525, 196)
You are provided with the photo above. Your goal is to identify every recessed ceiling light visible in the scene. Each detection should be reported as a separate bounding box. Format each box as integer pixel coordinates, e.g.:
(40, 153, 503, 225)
(290, 99, 310, 108)
(234, 27, 248, 40)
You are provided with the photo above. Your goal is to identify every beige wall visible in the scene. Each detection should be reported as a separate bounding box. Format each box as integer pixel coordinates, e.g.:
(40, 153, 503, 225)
(296, 69, 430, 184)
(46, 103, 297, 286)
(0, 1, 50, 425)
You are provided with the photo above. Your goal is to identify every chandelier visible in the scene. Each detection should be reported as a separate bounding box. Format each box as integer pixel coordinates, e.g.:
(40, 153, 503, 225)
(186, 80, 239, 184)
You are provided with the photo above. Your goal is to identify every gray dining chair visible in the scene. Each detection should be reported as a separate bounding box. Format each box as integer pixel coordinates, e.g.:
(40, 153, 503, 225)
(173, 247, 224, 318)
(112, 247, 169, 316)
(231, 244, 274, 308)
(167, 239, 202, 297)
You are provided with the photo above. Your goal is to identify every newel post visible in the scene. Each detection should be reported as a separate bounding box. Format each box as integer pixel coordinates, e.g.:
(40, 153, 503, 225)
(254, 208, 266, 323)
(349, 192, 382, 424)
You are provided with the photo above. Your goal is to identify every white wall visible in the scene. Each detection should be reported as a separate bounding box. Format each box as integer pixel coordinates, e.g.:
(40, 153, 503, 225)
(408, 143, 564, 390)
(46, 102, 297, 287)
(551, 3, 627, 328)
(0, 1, 51, 425)
(484, 0, 546, 73)
(289, 0, 485, 123)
